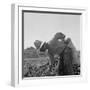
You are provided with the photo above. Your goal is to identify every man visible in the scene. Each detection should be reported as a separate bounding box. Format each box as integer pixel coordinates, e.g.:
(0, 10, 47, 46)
(39, 32, 66, 74)
(59, 38, 75, 75)
(66, 38, 80, 65)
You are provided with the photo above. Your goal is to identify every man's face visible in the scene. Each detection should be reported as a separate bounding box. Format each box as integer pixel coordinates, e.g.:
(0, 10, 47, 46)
(66, 38, 71, 44)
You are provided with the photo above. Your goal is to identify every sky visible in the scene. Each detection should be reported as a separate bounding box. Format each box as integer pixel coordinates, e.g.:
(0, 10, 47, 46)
(24, 12, 81, 50)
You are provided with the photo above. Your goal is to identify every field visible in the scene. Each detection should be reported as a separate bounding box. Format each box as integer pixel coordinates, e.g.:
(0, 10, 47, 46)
(23, 47, 80, 77)
(24, 57, 49, 67)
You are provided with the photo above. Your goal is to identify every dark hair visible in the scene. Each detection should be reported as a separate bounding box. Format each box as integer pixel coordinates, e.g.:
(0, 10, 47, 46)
(54, 32, 65, 40)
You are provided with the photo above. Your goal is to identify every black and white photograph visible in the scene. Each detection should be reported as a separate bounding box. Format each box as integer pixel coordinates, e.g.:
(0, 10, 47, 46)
(23, 10, 81, 78)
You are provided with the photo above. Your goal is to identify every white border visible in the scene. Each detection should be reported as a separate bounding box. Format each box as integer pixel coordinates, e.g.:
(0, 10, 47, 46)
(11, 4, 87, 87)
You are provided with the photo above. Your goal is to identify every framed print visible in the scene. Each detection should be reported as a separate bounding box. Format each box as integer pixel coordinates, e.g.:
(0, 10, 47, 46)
(11, 4, 87, 87)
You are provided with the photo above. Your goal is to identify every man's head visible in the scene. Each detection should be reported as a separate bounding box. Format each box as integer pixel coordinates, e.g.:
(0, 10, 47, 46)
(54, 32, 65, 40)
(65, 38, 71, 44)
(34, 40, 42, 49)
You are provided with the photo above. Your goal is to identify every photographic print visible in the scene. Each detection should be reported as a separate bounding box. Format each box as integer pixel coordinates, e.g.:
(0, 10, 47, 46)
(22, 10, 81, 78)
(11, 4, 87, 86)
